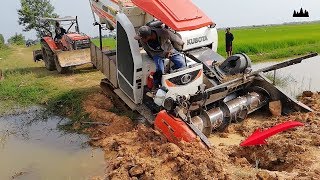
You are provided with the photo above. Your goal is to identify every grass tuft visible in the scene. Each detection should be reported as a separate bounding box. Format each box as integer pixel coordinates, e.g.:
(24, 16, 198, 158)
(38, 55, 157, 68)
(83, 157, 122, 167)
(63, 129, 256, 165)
(46, 89, 92, 133)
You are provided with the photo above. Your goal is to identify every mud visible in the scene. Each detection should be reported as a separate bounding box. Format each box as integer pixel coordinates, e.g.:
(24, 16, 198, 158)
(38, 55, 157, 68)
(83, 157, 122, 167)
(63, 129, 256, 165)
(83, 93, 134, 138)
(84, 92, 320, 180)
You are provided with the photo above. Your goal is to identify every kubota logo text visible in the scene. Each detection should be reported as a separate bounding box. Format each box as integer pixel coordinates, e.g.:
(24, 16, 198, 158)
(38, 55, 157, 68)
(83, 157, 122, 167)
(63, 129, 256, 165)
(187, 36, 208, 45)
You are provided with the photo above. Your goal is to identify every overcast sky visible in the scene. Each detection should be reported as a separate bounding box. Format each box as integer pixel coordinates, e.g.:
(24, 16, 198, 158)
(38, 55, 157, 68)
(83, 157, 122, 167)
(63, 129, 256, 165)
(1, 0, 319, 41)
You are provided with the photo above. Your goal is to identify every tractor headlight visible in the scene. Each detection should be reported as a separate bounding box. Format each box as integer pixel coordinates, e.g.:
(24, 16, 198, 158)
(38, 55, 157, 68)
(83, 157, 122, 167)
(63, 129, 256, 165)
(82, 39, 90, 44)
(75, 39, 90, 45)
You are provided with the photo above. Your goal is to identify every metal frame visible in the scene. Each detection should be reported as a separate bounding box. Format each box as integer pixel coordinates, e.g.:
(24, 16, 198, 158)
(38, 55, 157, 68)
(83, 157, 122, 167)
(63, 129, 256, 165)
(39, 16, 81, 37)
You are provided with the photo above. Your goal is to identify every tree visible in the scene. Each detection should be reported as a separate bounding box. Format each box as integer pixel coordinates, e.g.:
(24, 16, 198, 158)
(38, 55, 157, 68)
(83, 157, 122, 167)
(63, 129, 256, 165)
(8, 33, 26, 45)
(0, 34, 4, 48)
(18, 0, 58, 37)
(0, 34, 4, 45)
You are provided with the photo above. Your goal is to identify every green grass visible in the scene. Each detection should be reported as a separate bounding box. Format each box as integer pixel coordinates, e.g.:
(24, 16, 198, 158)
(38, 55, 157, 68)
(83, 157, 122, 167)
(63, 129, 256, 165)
(217, 23, 320, 62)
(0, 46, 11, 59)
(46, 88, 96, 132)
(91, 38, 116, 49)
(0, 45, 105, 115)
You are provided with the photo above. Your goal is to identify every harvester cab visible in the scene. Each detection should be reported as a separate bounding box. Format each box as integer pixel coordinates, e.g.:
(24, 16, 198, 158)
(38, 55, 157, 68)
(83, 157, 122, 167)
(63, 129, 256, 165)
(89, 0, 317, 147)
(33, 16, 92, 74)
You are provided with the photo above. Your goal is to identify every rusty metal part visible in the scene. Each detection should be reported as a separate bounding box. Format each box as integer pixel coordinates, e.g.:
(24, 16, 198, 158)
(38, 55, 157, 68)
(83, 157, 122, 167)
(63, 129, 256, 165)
(269, 100, 282, 116)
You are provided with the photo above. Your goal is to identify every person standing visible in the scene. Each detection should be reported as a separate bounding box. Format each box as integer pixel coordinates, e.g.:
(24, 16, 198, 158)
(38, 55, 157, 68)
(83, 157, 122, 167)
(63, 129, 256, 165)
(135, 26, 186, 88)
(225, 28, 234, 58)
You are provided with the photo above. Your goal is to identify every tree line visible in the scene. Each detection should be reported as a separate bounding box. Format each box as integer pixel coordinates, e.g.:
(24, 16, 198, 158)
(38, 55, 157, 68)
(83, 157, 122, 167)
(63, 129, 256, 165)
(1, 0, 57, 46)
(0, 33, 26, 46)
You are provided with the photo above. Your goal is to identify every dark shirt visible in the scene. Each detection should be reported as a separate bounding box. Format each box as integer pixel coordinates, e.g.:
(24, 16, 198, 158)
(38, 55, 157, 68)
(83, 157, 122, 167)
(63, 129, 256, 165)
(147, 32, 162, 52)
(225, 32, 234, 47)
(55, 27, 67, 40)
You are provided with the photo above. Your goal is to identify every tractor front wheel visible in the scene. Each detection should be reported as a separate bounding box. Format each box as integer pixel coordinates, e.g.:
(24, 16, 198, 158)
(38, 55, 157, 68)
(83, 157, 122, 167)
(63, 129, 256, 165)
(42, 47, 56, 71)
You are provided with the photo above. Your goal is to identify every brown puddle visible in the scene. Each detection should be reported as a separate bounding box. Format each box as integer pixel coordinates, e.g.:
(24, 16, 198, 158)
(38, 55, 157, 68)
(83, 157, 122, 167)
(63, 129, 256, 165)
(0, 107, 105, 180)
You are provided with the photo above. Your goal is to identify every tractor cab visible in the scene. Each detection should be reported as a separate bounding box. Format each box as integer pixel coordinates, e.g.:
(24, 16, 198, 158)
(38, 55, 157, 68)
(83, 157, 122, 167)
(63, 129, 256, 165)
(40, 17, 91, 51)
(34, 16, 92, 73)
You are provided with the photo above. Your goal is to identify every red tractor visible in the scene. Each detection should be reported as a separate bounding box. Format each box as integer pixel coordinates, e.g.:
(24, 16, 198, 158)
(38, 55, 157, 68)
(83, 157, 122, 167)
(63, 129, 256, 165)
(33, 16, 92, 73)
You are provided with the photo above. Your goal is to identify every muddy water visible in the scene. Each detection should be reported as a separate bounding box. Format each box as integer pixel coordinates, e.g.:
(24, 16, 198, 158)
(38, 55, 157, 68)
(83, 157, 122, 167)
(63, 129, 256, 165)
(0, 107, 105, 180)
(253, 55, 320, 96)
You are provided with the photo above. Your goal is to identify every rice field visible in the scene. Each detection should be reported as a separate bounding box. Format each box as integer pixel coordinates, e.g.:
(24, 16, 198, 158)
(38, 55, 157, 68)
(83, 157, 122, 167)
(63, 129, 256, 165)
(91, 22, 320, 62)
(91, 38, 116, 49)
(217, 22, 320, 62)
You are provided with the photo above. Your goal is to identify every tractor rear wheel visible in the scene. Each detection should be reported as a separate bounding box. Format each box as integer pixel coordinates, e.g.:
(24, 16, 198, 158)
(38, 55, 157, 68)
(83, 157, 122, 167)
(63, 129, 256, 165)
(54, 55, 68, 74)
(42, 44, 56, 71)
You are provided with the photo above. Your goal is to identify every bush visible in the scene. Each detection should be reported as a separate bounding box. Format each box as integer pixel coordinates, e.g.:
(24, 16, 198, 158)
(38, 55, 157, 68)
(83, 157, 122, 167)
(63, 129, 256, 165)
(0, 34, 5, 49)
(8, 33, 25, 45)
(0, 34, 4, 45)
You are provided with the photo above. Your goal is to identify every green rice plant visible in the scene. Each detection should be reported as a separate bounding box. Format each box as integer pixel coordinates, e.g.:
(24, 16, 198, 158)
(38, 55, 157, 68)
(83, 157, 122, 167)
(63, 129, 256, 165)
(91, 38, 116, 49)
(217, 22, 320, 62)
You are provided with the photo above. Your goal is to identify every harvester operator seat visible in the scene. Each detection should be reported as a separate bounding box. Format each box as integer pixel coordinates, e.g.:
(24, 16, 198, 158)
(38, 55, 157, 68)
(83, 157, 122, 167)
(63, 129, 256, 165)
(219, 53, 252, 75)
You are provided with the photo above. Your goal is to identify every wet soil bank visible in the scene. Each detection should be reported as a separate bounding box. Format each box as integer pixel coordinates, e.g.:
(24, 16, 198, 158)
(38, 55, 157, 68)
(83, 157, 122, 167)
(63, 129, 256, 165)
(84, 92, 320, 180)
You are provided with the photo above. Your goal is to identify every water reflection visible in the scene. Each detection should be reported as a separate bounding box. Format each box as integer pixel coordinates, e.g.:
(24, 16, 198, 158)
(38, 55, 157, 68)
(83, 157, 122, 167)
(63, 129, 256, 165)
(253, 56, 320, 97)
(0, 107, 105, 180)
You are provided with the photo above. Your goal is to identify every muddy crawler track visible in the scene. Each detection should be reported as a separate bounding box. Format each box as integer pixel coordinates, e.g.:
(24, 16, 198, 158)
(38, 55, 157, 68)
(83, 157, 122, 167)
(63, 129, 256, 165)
(99, 79, 131, 113)
(99, 79, 155, 125)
